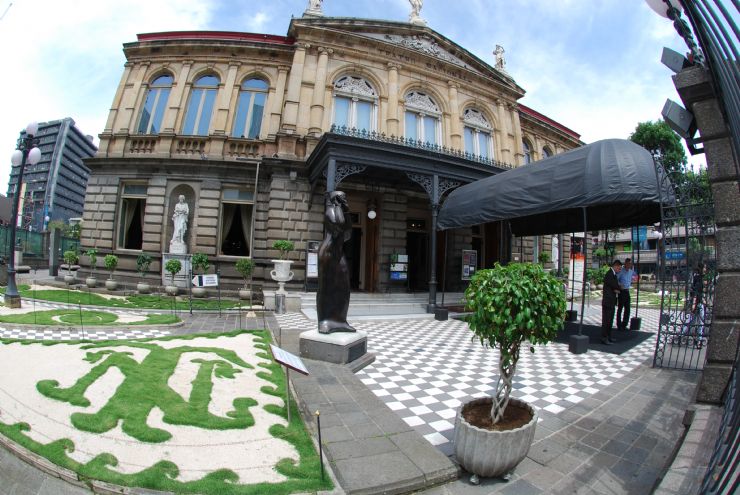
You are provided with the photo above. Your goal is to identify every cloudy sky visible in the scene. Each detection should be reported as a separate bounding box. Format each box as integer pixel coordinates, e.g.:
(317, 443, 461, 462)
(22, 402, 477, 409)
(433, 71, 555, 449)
(0, 0, 699, 187)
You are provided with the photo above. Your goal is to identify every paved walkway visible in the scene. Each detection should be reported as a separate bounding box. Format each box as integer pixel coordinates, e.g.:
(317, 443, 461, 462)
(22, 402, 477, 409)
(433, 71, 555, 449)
(0, 297, 702, 495)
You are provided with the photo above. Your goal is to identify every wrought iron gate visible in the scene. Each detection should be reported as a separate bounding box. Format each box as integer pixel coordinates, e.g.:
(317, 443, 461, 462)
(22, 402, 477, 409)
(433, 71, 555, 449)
(653, 166, 716, 370)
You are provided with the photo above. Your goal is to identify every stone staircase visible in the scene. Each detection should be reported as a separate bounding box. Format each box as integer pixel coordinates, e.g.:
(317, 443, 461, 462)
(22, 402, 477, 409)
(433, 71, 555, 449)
(299, 292, 445, 321)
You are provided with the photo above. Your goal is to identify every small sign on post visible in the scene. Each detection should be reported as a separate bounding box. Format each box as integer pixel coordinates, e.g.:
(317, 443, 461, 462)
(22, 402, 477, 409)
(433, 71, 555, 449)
(461, 249, 477, 280)
(269, 344, 309, 423)
(192, 274, 219, 287)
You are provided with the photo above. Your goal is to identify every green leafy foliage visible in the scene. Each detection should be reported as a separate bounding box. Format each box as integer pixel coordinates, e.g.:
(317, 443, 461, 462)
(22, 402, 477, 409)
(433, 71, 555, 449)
(465, 263, 565, 421)
(103, 255, 118, 278)
(164, 259, 182, 284)
(85, 249, 98, 271)
(63, 250, 79, 266)
(136, 253, 153, 277)
(629, 120, 687, 176)
(235, 258, 255, 289)
(191, 253, 209, 274)
(272, 240, 294, 260)
(537, 252, 551, 265)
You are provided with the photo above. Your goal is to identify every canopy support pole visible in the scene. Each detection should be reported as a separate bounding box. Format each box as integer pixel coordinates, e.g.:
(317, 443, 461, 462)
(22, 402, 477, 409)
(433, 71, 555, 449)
(578, 208, 588, 337)
(427, 175, 440, 312)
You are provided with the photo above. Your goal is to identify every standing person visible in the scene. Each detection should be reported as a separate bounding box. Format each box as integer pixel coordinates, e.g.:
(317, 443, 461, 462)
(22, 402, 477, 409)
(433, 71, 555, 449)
(616, 258, 636, 331)
(601, 260, 622, 345)
(689, 263, 707, 347)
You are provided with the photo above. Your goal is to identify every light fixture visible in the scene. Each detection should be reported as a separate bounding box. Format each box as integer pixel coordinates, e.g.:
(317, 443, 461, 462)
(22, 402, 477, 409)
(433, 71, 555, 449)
(5, 121, 41, 308)
(662, 99, 696, 139)
(645, 0, 682, 18)
(367, 200, 377, 220)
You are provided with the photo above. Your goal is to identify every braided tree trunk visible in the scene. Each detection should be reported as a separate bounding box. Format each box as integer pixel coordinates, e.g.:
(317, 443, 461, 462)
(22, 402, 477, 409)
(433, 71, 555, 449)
(491, 343, 520, 424)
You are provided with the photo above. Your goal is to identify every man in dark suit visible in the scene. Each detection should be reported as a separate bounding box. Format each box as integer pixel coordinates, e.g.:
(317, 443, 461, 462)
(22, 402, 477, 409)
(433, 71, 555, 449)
(601, 260, 622, 345)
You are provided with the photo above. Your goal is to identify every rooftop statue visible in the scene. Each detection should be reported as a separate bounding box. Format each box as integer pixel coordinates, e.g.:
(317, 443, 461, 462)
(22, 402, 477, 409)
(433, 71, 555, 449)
(494, 44, 507, 72)
(409, 0, 427, 26)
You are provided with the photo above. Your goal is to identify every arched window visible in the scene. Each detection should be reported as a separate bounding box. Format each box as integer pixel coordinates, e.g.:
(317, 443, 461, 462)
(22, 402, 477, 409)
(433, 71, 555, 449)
(232, 78, 268, 139)
(523, 139, 532, 164)
(182, 74, 220, 136)
(463, 108, 493, 159)
(332, 75, 378, 132)
(137, 75, 173, 134)
(404, 90, 440, 145)
(542, 146, 553, 158)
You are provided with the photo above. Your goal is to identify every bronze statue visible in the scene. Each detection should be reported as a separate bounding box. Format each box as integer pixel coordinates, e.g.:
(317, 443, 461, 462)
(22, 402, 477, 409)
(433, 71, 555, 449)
(317, 191, 356, 334)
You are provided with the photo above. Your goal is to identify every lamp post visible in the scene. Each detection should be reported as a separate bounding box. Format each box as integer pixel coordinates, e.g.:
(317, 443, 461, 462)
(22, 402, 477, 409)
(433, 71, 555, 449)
(6, 122, 42, 308)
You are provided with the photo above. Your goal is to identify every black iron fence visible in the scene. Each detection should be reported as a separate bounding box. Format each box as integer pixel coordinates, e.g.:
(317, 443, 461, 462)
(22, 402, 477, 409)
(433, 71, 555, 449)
(0, 225, 79, 268)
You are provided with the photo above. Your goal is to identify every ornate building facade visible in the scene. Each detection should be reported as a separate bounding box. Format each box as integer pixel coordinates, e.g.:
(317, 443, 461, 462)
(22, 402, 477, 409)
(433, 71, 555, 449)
(81, 11, 582, 296)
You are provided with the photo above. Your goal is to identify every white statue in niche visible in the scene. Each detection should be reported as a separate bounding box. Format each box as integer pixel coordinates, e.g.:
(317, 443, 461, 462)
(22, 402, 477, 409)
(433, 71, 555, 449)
(494, 44, 507, 71)
(408, 0, 426, 25)
(169, 195, 189, 254)
(552, 235, 559, 268)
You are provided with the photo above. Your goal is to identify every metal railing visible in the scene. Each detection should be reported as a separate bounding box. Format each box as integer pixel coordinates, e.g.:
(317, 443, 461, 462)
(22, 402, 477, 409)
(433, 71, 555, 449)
(329, 124, 515, 170)
(680, 0, 740, 182)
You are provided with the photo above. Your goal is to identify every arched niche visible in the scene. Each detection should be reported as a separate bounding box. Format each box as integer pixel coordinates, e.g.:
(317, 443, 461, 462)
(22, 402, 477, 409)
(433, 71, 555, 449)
(165, 184, 196, 253)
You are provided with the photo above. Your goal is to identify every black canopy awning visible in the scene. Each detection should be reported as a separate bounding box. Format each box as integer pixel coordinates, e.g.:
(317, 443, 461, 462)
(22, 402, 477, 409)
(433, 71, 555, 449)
(437, 139, 672, 236)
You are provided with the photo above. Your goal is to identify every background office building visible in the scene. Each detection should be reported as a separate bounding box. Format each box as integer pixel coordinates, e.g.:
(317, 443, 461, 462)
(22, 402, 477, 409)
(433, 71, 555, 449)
(7, 118, 97, 232)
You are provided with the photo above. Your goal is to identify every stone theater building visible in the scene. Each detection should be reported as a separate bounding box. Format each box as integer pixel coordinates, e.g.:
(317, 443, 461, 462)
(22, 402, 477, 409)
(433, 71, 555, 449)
(80, 2, 582, 296)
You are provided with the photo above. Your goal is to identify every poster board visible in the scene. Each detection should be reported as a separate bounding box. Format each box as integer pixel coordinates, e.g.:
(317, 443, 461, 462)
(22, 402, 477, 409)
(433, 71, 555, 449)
(390, 254, 408, 281)
(462, 250, 477, 280)
(569, 252, 585, 297)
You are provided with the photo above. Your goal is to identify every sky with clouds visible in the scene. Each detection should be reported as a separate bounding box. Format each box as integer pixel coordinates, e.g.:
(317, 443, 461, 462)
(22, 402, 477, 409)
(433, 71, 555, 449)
(0, 0, 701, 188)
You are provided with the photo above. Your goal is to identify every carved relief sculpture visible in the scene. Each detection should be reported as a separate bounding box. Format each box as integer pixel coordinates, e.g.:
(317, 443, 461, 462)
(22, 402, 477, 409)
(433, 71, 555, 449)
(317, 191, 356, 334)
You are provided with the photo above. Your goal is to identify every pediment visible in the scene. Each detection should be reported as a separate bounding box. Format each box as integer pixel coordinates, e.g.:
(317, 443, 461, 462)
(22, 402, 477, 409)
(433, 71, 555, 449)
(289, 17, 523, 94)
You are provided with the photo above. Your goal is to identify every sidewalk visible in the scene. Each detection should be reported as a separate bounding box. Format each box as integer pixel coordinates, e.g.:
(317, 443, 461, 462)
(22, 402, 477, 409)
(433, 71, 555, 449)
(0, 301, 702, 495)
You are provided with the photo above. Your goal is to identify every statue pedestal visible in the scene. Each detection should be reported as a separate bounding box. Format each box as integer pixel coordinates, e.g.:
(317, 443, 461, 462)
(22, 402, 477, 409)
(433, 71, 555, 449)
(299, 330, 375, 372)
(169, 241, 187, 255)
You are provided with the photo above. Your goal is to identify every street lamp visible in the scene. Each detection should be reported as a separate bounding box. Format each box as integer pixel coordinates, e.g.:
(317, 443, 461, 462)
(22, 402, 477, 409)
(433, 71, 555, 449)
(6, 122, 41, 308)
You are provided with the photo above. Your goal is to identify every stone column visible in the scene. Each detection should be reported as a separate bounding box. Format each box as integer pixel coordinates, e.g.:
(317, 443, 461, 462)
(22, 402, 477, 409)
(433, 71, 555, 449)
(673, 66, 740, 404)
(119, 61, 150, 133)
(386, 63, 399, 136)
(104, 62, 134, 134)
(496, 99, 511, 163)
(282, 43, 309, 132)
(511, 104, 525, 165)
(268, 66, 289, 138)
(213, 61, 240, 135)
(448, 82, 461, 149)
(309, 47, 331, 135)
(162, 60, 193, 132)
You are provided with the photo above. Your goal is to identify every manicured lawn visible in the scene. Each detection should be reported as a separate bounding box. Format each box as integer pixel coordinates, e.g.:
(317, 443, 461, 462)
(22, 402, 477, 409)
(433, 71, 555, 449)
(0, 310, 179, 326)
(0, 330, 332, 495)
(6, 285, 244, 310)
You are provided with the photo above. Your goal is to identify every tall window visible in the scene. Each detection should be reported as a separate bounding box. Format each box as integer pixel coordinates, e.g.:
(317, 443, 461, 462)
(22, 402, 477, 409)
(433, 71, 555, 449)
(182, 75, 220, 136)
(332, 75, 377, 132)
(232, 78, 268, 139)
(118, 184, 147, 250)
(220, 188, 254, 256)
(463, 108, 493, 159)
(523, 139, 532, 164)
(137, 75, 173, 134)
(404, 90, 440, 145)
(542, 146, 553, 158)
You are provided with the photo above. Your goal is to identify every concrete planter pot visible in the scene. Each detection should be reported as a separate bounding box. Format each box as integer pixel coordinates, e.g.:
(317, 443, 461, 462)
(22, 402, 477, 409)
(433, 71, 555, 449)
(105, 279, 118, 291)
(165, 285, 179, 296)
(239, 289, 252, 300)
(137, 282, 151, 294)
(64, 274, 76, 285)
(85, 277, 97, 288)
(270, 260, 294, 295)
(454, 397, 538, 480)
(192, 287, 207, 298)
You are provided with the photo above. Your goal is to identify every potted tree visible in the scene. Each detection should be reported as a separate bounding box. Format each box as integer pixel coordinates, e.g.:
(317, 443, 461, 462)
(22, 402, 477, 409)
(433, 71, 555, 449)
(85, 248, 98, 288)
(270, 240, 294, 294)
(136, 253, 153, 294)
(235, 258, 255, 301)
(103, 254, 118, 291)
(63, 250, 79, 285)
(164, 258, 182, 296)
(455, 262, 565, 483)
(191, 252, 209, 298)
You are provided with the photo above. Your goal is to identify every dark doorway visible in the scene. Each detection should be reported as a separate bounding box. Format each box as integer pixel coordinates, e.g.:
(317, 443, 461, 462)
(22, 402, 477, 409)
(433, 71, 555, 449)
(346, 227, 362, 290)
(221, 205, 250, 256)
(407, 231, 428, 292)
(123, 200, 143, 250)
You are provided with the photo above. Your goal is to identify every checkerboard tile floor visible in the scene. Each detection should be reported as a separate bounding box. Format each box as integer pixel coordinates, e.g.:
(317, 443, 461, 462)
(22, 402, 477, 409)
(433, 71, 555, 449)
(0, 327, 170, 341)
(276, 307, 658, 454)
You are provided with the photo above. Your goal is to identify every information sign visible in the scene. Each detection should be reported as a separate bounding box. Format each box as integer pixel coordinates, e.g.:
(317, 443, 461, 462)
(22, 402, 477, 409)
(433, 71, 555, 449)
(192, 274, 219, 287)
(390, 253, 409, 282)
(269, 344, 309, 375)
(461, 250, 477, 280)
(306, 241, 320, 279)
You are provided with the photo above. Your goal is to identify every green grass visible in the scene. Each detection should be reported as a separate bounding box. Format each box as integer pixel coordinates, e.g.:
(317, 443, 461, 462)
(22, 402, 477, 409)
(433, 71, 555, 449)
(3, 285, 242, 310)
(0, 330, 333, 494)
(0, 310, 179, 326)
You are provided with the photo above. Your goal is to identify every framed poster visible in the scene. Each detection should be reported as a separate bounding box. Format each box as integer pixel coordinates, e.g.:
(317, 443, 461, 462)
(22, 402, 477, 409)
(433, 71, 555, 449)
(462, 249, 478, 281)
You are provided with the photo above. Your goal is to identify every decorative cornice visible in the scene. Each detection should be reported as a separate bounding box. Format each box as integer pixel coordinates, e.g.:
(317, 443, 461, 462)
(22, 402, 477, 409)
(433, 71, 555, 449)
(334, 75, 377, 98)
(463, 108, 491, 130)
(404, 91, 439, 113)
